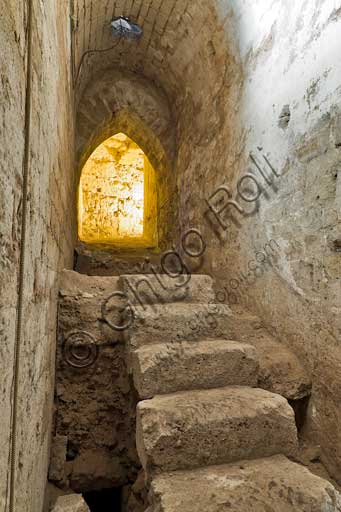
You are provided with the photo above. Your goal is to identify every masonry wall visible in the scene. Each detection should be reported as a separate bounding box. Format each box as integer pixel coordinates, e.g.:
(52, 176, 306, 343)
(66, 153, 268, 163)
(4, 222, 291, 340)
(0, 1, 75, 511)
(76, 68, 176, 252)
(0, 2, 27, 508)
(79, 134, 146, 243)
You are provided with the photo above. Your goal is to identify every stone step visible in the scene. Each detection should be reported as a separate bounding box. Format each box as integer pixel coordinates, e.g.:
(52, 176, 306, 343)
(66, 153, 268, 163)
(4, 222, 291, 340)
(132, 340, 259, 399)
(252, 333, 311, 400)
(50, 494, 90, 512)
(136, 386, 298, 472)
(126, 303, 259, 349)
(119, 274, 215, 305)
(147, 455, 341, 512)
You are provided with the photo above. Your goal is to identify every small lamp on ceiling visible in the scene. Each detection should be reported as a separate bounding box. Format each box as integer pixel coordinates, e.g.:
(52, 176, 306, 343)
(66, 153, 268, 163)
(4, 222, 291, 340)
(111, 16, 143, 40)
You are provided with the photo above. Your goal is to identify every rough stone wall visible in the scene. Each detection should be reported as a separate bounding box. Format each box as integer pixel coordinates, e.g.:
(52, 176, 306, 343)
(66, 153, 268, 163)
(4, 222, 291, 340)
(76, 68, 175, 251)
(0, 2, 27, 508)
(52, 272, 139, 501)
(1, 1, 76, 511)
(79, 134, 146, 243)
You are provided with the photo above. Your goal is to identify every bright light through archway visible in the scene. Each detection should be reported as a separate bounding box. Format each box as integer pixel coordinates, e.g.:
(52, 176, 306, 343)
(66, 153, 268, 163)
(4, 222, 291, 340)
(78, 133, 158, 247)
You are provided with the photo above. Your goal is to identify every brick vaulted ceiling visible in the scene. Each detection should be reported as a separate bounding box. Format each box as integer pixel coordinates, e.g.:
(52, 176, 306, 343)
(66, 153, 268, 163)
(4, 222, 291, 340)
(72, 0, 231, 101)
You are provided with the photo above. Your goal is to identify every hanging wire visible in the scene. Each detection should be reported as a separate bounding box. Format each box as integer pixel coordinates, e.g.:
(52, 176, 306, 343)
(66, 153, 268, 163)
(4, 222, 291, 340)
(75, 17, 143, 86)
(75, 35, 123, 85)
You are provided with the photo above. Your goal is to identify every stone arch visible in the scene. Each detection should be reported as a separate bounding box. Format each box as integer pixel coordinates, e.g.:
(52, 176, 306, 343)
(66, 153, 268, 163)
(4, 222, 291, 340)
(78, 109, 170, 184)
(76, 68, 175, 165)
(78, 132, 158, 248)
(76, 69, 178, 251)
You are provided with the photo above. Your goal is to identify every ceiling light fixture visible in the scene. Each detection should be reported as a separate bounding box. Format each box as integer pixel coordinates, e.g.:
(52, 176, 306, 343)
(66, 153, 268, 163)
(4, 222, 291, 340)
(75, 16, 143, 85)
(111, 16, 143, 40)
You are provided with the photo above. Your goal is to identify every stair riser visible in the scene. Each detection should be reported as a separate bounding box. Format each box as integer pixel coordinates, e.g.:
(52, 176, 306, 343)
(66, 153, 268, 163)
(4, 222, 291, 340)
(127, 304, 234, 348)
(120, 274, 215, 305)
(132, 341, 259, 398)
(136, 387, 298, 473)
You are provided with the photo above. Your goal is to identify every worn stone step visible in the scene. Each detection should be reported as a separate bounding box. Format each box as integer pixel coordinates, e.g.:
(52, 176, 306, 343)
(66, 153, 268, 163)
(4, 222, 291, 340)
(136, 386, 298, 472)
(252, 333, 311, 400)
(125, 303, 233, 349)
(125, 304, 271, 350)
(225, 306, 311, 400)
(132, 340, 259, 399)
(50, 494, 90, 512)
(119, 274, 215, 305)
(148, 455, 341, 512)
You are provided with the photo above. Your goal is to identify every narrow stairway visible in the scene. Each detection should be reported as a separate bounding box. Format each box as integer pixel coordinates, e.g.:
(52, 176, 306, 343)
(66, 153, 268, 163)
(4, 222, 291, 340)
(120, 274, 341, 512)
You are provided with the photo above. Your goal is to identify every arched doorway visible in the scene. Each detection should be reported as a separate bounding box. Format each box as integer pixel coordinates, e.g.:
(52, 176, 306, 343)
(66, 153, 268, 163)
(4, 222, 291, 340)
(78, 132, 158, 248)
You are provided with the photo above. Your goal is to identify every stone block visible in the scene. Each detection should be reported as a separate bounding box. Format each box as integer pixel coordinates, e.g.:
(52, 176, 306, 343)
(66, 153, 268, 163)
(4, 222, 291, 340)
(136, 386, 298, 472)
(149, 455, 341, 512)
(119, 274, 215, 305)
(50, 494, 90, 512)
(132, 339, 259, 398)
(127, 303, 268, 349)
(49, 435, 68, 482)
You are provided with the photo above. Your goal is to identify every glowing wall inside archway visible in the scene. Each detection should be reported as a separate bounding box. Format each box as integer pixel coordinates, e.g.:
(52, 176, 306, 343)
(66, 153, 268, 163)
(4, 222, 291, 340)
(78, 133, 158, 247)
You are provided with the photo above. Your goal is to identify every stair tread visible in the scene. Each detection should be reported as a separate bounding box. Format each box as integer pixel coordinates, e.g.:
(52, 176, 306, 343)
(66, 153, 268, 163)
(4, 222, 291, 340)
(137, 386, 297, 472)
(132, 339, 259, 398)
(148, 455, 341, 512)
(126, 303, 234, 348)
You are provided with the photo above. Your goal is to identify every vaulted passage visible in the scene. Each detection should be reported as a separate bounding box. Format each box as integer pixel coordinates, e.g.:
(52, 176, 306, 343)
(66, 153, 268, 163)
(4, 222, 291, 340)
(2, 2, 341, 512)
(78, 133, 158, 248)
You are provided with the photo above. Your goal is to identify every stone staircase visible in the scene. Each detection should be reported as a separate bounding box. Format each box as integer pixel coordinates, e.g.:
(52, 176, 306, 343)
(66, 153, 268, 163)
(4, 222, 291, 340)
(120, 273, 341, 512)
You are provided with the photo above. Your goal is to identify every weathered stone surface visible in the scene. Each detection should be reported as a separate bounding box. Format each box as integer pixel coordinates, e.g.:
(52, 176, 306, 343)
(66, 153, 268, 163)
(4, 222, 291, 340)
(2, 1, 340, 511)
(0, 2, 76, 511)
(136, 387, 298, 472)
(149, 456, 341, 512)
(76, 67, 177, 251)
(75, 249, 163, 276)
(132, 339, 259, 398)
(253, 334, 312, 400)
(55, 270, 137, 492)
(59, 269, 120, 296)
(79, 134, 156, 245)
(120, 274, 215, 305)
(67, 448, 127, 492)
(122, 469, 149, 512)
(50, 494, 90, 512)
(221, 307, 311, 400)
(126, 303, 233, 349)
(58, 270, 121, 344)
(49, 435, 68, 483)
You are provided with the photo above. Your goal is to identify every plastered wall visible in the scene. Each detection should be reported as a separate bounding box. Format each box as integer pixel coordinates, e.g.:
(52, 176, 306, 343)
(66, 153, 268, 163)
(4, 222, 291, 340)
(228, 0, 341, 481)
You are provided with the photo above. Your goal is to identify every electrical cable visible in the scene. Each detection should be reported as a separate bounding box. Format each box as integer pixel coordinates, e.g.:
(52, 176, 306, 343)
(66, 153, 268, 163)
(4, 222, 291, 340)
(7, 0, 33, 510)
(75, 35, 122, 85)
